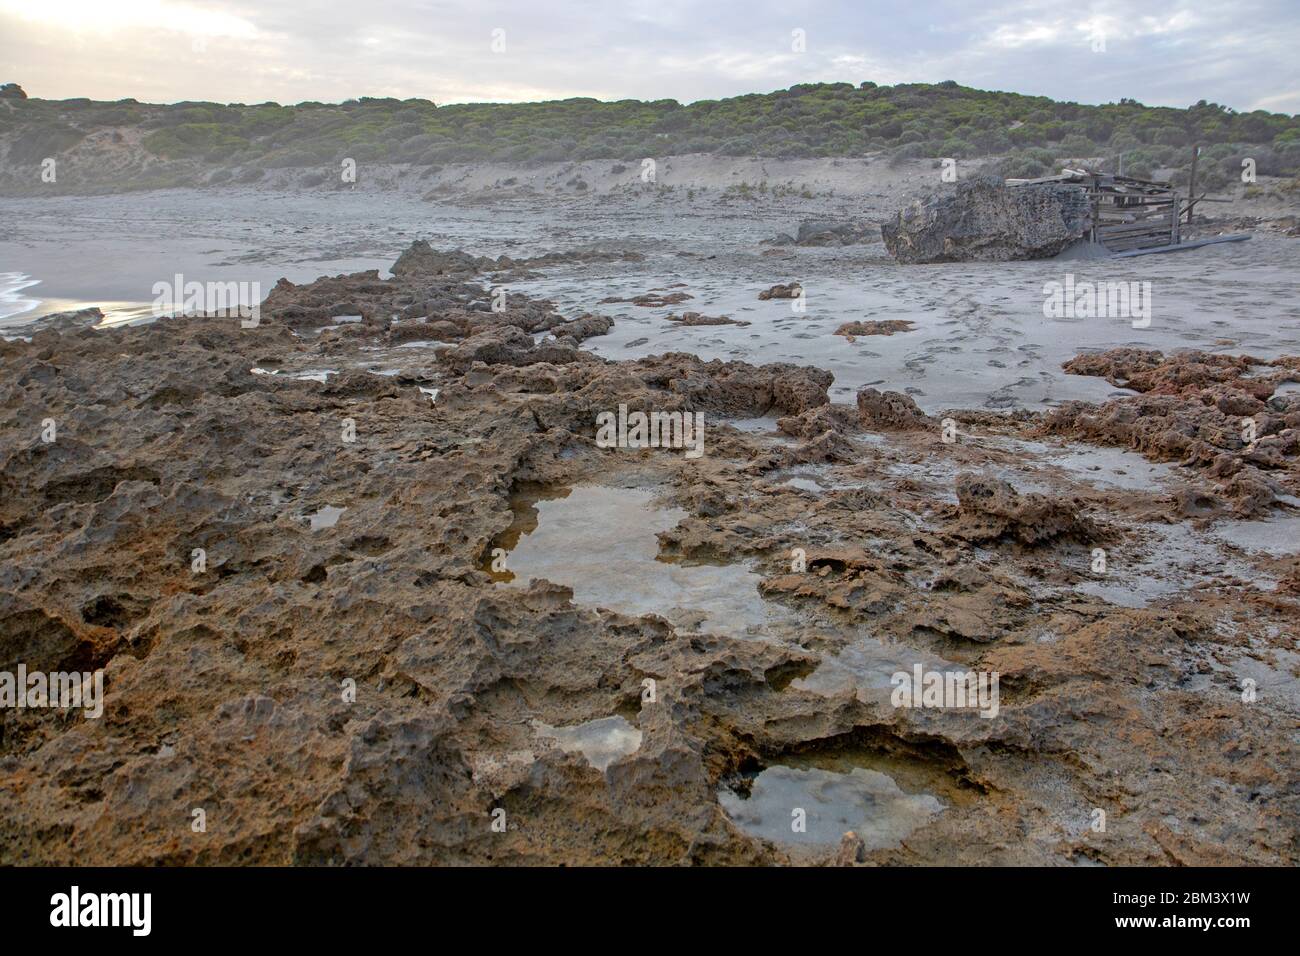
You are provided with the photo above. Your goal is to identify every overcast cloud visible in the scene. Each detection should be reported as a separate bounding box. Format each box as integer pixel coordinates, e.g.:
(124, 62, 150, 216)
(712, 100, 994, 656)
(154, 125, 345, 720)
(1, 0, 1296, 112)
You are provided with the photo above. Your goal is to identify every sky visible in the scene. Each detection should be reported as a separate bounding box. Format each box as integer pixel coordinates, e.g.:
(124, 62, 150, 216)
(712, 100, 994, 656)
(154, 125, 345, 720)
(1, 0, 1297, 113)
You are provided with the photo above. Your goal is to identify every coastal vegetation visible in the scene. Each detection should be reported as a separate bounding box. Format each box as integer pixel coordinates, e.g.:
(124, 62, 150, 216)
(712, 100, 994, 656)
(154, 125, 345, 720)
(2, 81, 1298, 191)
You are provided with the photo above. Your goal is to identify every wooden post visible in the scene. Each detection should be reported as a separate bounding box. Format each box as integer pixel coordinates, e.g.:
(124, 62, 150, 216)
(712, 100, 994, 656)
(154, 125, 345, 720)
(1186, 145, 1199, 224)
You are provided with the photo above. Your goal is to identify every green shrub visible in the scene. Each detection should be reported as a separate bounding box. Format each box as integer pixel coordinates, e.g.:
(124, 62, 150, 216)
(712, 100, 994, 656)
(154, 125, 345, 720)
(9, 82, 1296, 173)
(9, 124, 85, 163)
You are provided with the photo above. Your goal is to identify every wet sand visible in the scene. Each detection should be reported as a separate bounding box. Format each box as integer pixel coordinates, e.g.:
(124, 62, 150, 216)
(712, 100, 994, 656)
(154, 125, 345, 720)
(4, 184, 1297, 412)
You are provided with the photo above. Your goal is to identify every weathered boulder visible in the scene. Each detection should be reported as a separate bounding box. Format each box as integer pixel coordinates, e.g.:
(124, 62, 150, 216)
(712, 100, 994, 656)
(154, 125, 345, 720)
(882, 177, 1090, 263)
(391, 240, 494, 277)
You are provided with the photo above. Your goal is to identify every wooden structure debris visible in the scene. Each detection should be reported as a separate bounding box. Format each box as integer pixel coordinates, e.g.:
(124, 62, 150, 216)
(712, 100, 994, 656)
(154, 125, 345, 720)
(1006, 169, 1180, 253)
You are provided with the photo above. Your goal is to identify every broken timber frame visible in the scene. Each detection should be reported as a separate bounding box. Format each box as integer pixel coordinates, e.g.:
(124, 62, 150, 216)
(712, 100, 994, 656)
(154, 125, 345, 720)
(1007, 168, 1181, 253)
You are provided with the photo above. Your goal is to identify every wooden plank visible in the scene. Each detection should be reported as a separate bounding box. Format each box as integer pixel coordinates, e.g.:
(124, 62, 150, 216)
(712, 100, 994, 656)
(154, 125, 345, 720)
(1096, 225, 1176, 241)
(1111, 234, 1251, 258)
(1096, 207, 1175, 222)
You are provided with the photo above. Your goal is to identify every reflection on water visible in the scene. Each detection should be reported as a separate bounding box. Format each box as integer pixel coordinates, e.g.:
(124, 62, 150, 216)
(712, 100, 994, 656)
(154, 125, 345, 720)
(0, 272, 41, 322)
(0, 272, 155, 334)
(307, 504, 346, 531)
(489, 484, 792, 638)
(719, 763, 943, 848)
(533, 715, 642, 772)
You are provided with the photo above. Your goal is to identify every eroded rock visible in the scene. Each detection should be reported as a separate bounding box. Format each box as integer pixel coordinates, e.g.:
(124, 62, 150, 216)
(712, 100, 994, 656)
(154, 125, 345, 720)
(953, 471, 1096, 545)
(882, 177, 1090, 263)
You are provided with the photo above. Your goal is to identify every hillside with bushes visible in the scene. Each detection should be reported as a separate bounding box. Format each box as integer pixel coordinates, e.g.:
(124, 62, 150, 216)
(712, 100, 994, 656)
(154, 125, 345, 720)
(1, 80, 1297, 194)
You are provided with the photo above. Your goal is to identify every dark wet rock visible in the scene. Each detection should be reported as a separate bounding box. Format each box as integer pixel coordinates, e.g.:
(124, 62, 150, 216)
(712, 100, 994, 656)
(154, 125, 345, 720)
(760, 547, 906, 616)
(770, 366, 834, 413)
(1219, 473, 1281, 518)
(24, 307, 104, 334)
(391, 240, 495, 277)
(600, 285, 693, 308)
(550, 313, 614, 342)
(913, 583, 1029, 643)
(1171, 487, 1227, 518)
(795, 219, 874, 246)
(438, 327, 594, 372)
(882, 176, 1090, 263)
(261, 245, 591, 342)
(389, 240, 644, 284)
(666, 312, 750, 327)
(777, 403, 859, 439)
(835, 320, 914, 340)
(789, 428, 857, 463)
(1061, 348, 1271, 398)
(758, 283, 802, 301)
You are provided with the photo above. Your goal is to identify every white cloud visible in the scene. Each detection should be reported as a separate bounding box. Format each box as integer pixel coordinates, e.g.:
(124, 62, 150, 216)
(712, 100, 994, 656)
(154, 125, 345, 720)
(0, 0, 259, 39)
(0, 0, 1294, 113)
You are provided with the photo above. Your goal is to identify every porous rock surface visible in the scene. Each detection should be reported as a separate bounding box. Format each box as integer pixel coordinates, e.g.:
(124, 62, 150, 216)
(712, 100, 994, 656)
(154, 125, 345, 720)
(0, 244, 1295, 867)
(882, 177, 1091, 263)
(1048, 348, 1300, 516)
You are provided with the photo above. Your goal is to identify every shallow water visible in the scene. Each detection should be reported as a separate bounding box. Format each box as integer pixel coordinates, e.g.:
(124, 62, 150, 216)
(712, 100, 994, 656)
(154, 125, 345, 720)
(307, 505, 346, 531)
(0, 272, 40, 322)
(516, 238, 1300, 413)
(494, 484, 792, 638)
(792, 634, 960, 704)
(533, 715, 642, 772)
(1075, 522, 1274, 608)
(1211, 515, 1300, 557)
(719, 764, 943, 848)
(987, 437, 1179, 492)
(0, 272, 155, 333)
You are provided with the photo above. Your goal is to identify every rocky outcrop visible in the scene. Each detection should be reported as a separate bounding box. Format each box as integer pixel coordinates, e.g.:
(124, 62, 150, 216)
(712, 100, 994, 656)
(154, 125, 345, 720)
(758, 283, 802, 300)
(389, 240, 645, 282)
(855, 387, 929, 430)
(795, 219, 874, 246)
(1048, 347, 1299, 515)
(765, 220, 876, 247)
(666, 312, 750, 327)
(835, 320, 913, 340)
(601, 289, 692, 308)
(953, 472, 1096, 545)
(882, 176, 1091, 263)
(24, 307, 104, 334)
(391, 240, 496, 277)
(438, 326, 594, 372)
